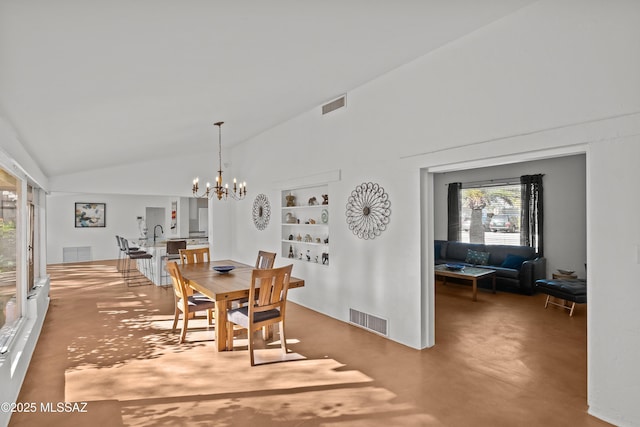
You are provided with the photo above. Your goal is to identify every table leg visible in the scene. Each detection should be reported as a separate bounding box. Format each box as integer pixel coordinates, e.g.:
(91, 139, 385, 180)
(492, 274, 496, 293)
(472, 278, 477, 301)
(216, 300, 229, 351)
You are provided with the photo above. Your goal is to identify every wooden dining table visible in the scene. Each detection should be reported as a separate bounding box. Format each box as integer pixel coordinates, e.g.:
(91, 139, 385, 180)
(178, 259, 305, 351)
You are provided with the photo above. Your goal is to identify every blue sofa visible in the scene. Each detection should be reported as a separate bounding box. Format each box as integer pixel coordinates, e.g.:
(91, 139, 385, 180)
(435, 240, 546, 295)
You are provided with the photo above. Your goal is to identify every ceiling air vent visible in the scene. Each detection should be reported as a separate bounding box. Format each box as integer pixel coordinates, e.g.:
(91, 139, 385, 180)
(322, 95, 346, 115)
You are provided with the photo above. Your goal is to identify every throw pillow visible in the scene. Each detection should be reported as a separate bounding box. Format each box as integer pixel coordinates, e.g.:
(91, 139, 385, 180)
(465, 249, 490, 265)
(501, 254, 529, 270)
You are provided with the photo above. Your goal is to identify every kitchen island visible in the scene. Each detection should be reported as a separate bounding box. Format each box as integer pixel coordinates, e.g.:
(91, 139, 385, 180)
(131, 237, 209, 286)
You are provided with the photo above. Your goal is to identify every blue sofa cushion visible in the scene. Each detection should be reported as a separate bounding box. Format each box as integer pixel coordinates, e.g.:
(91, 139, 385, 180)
(465, 249, 490, 265)
(501, 254, 529, 270)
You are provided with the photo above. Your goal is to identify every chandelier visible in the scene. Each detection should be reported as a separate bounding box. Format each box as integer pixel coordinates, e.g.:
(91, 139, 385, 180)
(192, 121, 247, 200)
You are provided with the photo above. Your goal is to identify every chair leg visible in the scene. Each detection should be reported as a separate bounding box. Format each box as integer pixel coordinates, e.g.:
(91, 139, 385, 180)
(172, 306, 179, 332)
(207, 308, 214, 325)
(544, 295, 551, 309)
(179, 313, 189, 343)
(249, 330, 255, 366)
(279, 322, 287, 356)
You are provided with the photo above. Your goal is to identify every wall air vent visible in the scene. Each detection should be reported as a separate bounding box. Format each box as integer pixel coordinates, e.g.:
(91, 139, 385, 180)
(349, 308, 388, 336)
(63, 246, 92, 263)
(322, 95, 346, 115)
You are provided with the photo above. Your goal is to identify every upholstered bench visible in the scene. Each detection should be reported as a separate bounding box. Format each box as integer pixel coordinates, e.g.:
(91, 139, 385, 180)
(535, 278, 587, 316)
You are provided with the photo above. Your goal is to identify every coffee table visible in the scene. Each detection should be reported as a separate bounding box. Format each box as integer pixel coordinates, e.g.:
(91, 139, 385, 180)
(435, 264, 496, 301)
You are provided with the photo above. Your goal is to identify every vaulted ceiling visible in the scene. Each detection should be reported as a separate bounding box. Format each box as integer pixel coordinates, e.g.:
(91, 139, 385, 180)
(0, 0, 535, 178)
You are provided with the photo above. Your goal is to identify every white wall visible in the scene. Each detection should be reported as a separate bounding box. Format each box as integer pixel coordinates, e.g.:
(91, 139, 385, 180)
(224, 1, 640, 425)
(46, 193, 186, 264)
(588, 136, 640, 426)
(433, 155, 587, 278)
(39, 1, 640, 425)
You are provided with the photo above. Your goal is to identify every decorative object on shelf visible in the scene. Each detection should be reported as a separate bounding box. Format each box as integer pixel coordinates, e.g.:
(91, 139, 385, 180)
(304, 234, 312, 243)
(288, 245, 294, 258)
(322, 253, 329, 265)
(286, 193, 296, 207)
(345, 182, 391, 240)
(315, 256, 319, 263)
(296, 234, 302, 241)
(315, 237, 322, 243)
(252, 193, 271, 230)
(322, 194, 328, 205)
(309, 218, 316, 224)
(324, 237, 329, 244)
(191, 121, 247, 200)
(308, 196, 318, 206)
(321, 209, 328, 224)
(285, 212, 297, 223)
(288, 234, 294, 240)
(75, 202, 106, 228)
(306, 250, 311, 261)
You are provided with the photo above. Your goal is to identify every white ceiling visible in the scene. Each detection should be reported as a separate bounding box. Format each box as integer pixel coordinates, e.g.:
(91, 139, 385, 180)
(0, 0, 535, 177)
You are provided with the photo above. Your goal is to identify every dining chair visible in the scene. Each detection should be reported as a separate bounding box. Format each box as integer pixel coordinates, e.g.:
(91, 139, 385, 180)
(166, 261, 216, 343)
(226, 264, 293, 366)
(255, 250, 276, 269)
(179, 247, 211, 264)
(250, 250, 278, 338)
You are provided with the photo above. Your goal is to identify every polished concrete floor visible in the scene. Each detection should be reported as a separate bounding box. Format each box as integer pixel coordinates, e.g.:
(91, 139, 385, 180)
(9, 261, 609, 426)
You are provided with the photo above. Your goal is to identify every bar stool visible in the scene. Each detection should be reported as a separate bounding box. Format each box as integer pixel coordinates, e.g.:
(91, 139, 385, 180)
(116, 235, 141, 272)
(161, 240, 187, 285)
(121, 238, 154, 286)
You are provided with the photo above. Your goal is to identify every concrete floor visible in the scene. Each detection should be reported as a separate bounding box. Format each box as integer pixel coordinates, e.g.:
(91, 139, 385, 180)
(10, 261, 609, 426)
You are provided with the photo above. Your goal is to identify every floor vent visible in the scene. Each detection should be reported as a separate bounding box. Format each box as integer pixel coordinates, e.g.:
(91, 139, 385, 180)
(322, 95, 346, 115)
(349, 308, 388, 336)
(63, 246, 92, 263)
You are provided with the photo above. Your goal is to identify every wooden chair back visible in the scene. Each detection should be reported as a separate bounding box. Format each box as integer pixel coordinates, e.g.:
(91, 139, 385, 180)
(249, 264, 292, 329)
(255, 250, 276, 269)
(179, 247, 211, 264)
(226, 264, 293, 365)
(165, 260, 215, 343)
(165, 261, 189, 302)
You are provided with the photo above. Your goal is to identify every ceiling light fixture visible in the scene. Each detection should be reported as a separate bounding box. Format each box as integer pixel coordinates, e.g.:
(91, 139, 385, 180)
(192, 121, 246, 200)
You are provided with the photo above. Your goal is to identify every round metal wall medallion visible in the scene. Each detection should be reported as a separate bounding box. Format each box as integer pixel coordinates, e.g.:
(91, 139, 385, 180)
(252, 194, 271, 230)
(345, 182, 391, 240)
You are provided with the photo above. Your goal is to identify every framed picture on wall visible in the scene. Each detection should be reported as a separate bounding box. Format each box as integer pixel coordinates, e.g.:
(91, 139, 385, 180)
(75, 202, 106, 228)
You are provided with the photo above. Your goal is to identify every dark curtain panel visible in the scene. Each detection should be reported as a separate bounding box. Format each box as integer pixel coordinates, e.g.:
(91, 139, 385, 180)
(520, 174, 544, 256)
(447, 182, 462, 242)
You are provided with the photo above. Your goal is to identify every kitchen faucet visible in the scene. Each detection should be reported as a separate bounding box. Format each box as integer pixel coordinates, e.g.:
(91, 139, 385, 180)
(153, 225, 164, 243)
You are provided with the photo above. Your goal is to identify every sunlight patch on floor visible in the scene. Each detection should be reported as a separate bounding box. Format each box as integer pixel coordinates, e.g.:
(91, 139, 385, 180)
(119, 385, 415, 427)
(65, 355, 373, 403)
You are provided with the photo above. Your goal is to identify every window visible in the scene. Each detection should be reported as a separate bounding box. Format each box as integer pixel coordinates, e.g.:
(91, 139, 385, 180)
(459, 182, 522, 246)
(0, 168, 19, 350)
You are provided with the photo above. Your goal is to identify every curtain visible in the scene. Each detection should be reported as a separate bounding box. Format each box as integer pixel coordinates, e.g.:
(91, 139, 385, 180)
(447, 182, 462, 242)
(520, 174, 544, 256)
